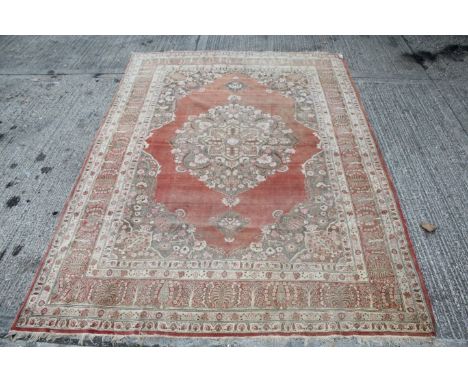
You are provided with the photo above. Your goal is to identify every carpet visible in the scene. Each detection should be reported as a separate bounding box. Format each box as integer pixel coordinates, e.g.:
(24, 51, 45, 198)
(10, 51, 435, 341)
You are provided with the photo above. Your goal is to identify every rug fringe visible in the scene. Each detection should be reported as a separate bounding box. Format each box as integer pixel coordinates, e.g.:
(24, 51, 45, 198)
(6, 330, 132, 346)
(6, 329, 437, 346)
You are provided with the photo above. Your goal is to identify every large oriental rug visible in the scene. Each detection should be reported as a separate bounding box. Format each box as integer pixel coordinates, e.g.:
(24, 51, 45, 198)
(11, 52, 435, 341)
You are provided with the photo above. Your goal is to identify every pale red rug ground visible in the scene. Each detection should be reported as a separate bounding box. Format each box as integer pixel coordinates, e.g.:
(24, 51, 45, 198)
(10, 52, 435, 341)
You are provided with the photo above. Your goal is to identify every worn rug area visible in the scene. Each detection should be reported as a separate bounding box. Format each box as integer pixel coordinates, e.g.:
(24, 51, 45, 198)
(11, 52, 435, 340)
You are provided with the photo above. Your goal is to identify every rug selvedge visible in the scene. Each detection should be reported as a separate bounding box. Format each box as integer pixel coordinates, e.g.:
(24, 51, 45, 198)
(10, 52, 435, 339)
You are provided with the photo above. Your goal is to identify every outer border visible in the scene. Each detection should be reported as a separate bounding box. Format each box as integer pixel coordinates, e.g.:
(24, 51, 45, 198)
(10, 51, 436, 341)
(340, 57, 436, 335)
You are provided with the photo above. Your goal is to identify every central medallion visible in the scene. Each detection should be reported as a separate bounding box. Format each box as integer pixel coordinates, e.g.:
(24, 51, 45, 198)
(171, 96, 298, 199)
(146, 73, 319, 250)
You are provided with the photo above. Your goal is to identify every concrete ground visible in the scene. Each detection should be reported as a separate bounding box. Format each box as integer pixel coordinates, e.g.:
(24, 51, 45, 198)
(0, 36, 466, 346)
